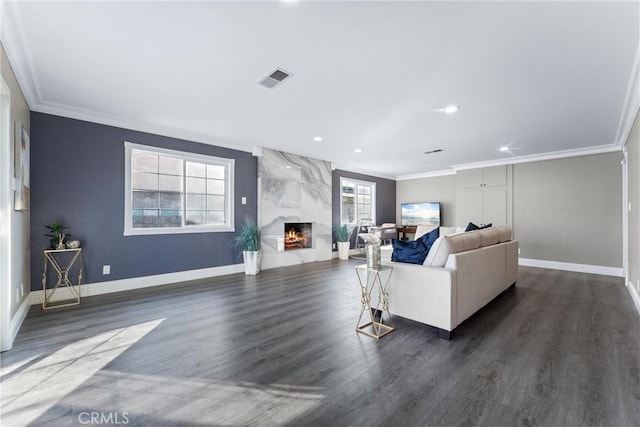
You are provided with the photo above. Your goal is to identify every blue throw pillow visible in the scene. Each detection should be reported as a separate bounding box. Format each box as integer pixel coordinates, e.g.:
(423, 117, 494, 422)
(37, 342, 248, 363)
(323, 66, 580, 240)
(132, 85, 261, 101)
(465, 222, 493, 232)
(417, 227, 439, 252)
(391, 238, 429, 264)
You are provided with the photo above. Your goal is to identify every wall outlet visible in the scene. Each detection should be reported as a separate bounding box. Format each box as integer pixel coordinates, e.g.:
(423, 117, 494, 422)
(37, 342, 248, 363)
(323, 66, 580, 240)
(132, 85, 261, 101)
(241, 197, 247, 205)
(20, 284, 24, 298)
(103, 265, 111, 275)
(518, 248, 521, 255)
(333, 243, 336, 250)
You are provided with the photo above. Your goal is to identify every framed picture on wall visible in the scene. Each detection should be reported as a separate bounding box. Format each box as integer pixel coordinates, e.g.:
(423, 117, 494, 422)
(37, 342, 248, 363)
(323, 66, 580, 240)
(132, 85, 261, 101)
(14, 121, 29, 211)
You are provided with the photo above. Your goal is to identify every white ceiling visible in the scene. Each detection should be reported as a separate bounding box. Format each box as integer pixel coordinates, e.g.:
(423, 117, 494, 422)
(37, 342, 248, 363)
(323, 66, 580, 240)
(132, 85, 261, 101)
(2, 1, 639, 179)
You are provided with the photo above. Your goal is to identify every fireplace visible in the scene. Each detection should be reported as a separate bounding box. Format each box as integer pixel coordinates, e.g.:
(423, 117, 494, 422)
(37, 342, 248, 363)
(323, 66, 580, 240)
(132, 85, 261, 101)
(284, 222, 313, 250)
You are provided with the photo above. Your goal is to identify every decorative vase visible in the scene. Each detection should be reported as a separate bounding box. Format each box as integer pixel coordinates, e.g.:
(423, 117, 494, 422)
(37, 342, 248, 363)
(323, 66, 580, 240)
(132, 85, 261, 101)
(365, 243, 381, 269)
(337, 241, 350, 260)
(243, 250, 261, 275)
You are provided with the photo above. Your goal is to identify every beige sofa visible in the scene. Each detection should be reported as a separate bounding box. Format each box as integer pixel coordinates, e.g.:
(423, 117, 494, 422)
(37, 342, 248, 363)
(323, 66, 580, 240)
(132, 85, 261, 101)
(380, 225, 518, 339)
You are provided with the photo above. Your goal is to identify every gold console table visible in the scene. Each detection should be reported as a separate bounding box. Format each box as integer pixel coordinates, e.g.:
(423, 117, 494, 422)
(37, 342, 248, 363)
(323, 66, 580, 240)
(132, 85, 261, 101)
(355, 264, 394, 339)
(42, 248, 84, 310)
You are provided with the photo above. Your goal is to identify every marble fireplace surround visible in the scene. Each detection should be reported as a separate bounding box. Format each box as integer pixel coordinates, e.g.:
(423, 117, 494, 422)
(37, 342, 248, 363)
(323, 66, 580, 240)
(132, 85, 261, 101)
(257, 148, 332, 269)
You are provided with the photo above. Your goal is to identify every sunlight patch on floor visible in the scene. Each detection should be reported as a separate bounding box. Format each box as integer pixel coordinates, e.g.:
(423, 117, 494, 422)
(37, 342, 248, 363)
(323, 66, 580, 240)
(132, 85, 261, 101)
(0, 319, 165, 426)
(65, 370, 326, 426)
(0, 353, 42, 377)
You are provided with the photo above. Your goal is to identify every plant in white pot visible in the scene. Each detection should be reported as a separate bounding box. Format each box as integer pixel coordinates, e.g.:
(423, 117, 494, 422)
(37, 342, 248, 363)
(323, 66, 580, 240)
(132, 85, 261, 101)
(233, 216, 262, 275)
(334, 224, 351, 260)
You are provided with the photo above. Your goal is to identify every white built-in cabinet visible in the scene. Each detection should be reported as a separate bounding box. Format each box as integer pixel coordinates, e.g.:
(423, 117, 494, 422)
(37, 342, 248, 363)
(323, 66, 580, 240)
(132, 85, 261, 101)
(455, 165, 512, 227)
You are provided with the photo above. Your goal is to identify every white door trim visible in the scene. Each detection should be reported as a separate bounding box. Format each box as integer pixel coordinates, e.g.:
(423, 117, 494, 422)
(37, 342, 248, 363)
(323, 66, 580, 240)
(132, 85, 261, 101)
(1, 76, 13, 351)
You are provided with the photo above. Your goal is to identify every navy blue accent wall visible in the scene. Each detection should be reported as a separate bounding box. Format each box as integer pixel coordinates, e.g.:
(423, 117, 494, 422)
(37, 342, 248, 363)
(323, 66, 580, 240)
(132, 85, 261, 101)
(331, 169, 396, 248)
(30, 112, 257, 289)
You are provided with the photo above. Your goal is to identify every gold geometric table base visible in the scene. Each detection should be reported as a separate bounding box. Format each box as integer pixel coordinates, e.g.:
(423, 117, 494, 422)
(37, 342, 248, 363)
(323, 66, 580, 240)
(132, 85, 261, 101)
(42, 248, 83, 310)
(355, 264, 395, 339)
(356, 320, 395, 339)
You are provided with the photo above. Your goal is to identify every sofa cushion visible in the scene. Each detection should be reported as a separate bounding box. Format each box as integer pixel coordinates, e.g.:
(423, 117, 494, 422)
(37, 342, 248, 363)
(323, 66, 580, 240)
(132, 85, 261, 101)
(423, 236, 449, 267)
(495, 226, 512, 242)
(439, 226, 457, 237)
(417, 226, 440, 252)
(478, 227, 500, 247)
(415, 224, 437, 239)
(424, 231, 481, 267)
(465, 222, 493, 232)
(391, 239, 429, 264)
(449, 230, 482, 253)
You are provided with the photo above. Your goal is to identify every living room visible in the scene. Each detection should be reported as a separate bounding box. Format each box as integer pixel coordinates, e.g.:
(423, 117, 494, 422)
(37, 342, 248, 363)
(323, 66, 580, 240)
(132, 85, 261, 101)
(1, 1, 639, 426)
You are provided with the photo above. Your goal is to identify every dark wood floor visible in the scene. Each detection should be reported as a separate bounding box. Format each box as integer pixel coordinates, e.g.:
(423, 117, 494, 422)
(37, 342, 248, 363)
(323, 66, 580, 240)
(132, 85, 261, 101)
(2, 260, 639, 426)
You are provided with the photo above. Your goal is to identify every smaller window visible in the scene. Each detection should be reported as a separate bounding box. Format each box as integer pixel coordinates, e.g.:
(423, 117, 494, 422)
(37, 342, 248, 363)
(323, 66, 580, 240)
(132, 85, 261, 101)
(340, 177, 376, 226)
(124, 142, 235, 236)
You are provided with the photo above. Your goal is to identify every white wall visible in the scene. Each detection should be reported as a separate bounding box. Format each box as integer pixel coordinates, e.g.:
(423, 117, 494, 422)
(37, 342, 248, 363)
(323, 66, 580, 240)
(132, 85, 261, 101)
(396, 174, 457, 226)
(513, 153, 622, 268)
(1, 43, 31, 350)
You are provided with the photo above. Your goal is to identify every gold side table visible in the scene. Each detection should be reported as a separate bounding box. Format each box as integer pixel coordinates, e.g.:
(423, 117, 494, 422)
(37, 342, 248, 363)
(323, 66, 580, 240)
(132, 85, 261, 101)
(42, 248, 83, 309)
(355, 264, 394, 339)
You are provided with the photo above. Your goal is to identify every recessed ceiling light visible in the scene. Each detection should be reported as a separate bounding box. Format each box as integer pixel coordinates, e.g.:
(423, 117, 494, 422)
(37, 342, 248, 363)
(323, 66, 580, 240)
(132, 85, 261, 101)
(313, 136, 323, 142)
(499, 146, 509, 152)
(285, 165, 292, 169)
(444, 105, 460, 114)
(353, 148, 363, 153)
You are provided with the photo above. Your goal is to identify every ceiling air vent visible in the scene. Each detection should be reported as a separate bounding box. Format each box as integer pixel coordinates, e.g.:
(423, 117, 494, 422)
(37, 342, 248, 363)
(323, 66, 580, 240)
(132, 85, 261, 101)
(424, 149, 443, 155)
(258, 68, 292, 89)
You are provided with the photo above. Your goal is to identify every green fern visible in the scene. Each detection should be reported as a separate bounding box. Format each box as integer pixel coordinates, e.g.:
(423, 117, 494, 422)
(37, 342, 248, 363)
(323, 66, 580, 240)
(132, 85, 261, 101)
(233, 216, 262, 251)
(333, 224, 351, 242)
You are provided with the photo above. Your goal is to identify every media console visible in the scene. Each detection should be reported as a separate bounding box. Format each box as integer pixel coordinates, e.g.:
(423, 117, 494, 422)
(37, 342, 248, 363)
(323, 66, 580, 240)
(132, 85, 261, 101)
(396, 226, 417, 241)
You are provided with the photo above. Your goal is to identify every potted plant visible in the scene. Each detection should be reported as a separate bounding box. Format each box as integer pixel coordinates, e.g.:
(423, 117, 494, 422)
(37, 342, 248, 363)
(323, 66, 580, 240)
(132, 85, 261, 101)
(45, 222, 70, 250)
(334, 224, 351, 260)
(233, 216, 262, 275)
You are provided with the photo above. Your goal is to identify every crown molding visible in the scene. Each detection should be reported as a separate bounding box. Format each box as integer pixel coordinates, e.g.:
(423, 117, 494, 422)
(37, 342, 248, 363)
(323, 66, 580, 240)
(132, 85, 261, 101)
(396, 169, 456, 181)
(35, 100, 255, 154)
(615, 43, 640, 148)
(251, 145, 263, 157)
(451, 144, 622, 171)
(0, 0, 40, 108)
(397, 143, 622, 181)
(331, 163, 396, 180)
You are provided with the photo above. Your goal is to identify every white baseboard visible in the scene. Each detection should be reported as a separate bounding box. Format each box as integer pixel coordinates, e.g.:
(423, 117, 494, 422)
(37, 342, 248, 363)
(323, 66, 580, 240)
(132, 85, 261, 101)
(3, 294, 32, 351)
(627, 280, 640, 316)
(519, 258, 623, 277)
(30, 263, 245, 306)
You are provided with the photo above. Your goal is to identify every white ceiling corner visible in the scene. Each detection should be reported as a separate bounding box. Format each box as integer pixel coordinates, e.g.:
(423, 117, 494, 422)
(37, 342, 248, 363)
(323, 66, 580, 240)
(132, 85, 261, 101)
(615, 44, 640, 148)
(1, 0, 40, 108)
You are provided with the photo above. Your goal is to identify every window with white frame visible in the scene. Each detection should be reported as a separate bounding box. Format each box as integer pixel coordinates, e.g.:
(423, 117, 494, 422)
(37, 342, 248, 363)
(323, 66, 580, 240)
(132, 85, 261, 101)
(124, 142, 234, 235)
(340, 177, 376, 226)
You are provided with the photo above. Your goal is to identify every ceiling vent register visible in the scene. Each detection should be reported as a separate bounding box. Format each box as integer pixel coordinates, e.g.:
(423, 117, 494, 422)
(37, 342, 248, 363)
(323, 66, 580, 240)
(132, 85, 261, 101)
(258, 68, 292, 89)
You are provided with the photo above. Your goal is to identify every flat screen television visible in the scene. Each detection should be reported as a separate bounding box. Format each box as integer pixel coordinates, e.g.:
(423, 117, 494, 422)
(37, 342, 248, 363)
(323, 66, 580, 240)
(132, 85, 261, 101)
(401, 202, 441, 227)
